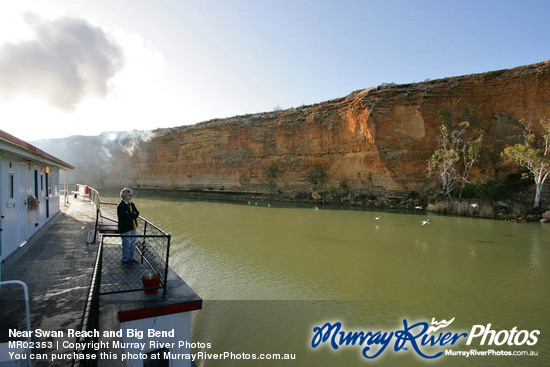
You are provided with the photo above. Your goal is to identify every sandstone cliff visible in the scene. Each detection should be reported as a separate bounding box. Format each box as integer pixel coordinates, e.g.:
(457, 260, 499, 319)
(36, 61, 550, 198)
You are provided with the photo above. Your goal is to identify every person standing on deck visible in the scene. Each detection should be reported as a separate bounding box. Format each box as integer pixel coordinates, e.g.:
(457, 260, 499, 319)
(117, 188, 140, 264)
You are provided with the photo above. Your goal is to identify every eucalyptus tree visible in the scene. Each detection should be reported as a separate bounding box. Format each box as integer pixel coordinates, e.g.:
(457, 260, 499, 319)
(427, 104, 483, 201)
(501, 118, 550, 208)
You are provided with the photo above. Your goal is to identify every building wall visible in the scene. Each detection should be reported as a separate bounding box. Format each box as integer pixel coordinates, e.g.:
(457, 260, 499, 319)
(0, 152, 64, 262)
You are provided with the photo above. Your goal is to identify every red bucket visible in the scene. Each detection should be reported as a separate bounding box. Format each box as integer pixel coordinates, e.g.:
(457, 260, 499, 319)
(142, 273, 161, 294)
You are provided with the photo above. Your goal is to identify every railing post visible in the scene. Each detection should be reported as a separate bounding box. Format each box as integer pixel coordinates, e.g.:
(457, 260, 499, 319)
(141, 221, 148, 264)
(93, 208, 99, 244)
(163, 234, 171, 297)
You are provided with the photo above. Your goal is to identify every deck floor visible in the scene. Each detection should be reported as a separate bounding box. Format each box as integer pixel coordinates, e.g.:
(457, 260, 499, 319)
(0, 198, 97, 366)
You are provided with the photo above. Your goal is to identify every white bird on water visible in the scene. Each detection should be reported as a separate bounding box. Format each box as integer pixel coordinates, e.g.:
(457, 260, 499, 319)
(470, 203, 479, 208)
(422, 219, 431, 226)
(375, 216, 382, 221)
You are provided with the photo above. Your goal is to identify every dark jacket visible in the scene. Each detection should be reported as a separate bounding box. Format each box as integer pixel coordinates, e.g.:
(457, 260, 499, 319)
(117, 200, 139, 233)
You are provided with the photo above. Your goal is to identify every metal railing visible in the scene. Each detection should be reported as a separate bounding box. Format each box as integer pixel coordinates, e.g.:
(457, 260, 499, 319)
(86, 186, 171, 296)
(99, 231, 171, 296)
(73, 186, 172, 366)
(73, 243, 102, 367)
(90, 187, 116, 244)
(0, 281, 32, 367)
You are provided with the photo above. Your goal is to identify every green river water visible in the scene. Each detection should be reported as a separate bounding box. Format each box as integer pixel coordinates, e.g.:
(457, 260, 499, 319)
(110, 191, 550, 366)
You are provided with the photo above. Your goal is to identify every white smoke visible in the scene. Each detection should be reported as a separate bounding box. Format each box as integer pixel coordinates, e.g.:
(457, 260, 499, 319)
(0, 13, 124, 110)
(99, 130, 157, 156)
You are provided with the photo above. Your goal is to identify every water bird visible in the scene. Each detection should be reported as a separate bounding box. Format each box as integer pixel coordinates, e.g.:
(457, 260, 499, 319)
(248, 201, 251, 205)
(415, 206, 423, 210)
(177, 203, 183, 206)
(255, 202, 258, 206)
(375, 216, 382, 221)
(268, 203, 271, 207)
(315, 206, 319, 210)
(470, 203, 479, 208)
(422, 219, 431, 226)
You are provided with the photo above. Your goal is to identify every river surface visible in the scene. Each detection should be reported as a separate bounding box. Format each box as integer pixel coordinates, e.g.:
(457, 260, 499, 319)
(107, 191, 550, 366)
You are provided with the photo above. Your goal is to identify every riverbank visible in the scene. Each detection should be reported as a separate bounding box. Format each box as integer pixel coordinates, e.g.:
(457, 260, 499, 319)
(100, 186, 550, 223)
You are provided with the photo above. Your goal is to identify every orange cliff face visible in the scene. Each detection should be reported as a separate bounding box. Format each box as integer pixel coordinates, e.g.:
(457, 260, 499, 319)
(118, 61, 550, 196)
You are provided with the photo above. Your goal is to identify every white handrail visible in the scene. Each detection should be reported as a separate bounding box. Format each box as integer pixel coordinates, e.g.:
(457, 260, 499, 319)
(0, 280, 32, 367)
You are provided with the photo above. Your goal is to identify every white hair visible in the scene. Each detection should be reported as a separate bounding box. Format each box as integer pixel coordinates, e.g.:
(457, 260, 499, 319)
(120, 187, 133, 199)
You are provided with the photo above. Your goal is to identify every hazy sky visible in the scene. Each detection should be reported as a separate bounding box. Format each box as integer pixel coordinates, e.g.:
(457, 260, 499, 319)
(1, 0, 549, 141)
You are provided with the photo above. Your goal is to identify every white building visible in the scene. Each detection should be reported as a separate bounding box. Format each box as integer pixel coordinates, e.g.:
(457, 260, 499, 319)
(0, 130, 73, 262)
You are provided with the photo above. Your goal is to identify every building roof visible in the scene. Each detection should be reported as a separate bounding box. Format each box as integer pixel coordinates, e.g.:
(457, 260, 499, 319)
(0, 129, 73, 170)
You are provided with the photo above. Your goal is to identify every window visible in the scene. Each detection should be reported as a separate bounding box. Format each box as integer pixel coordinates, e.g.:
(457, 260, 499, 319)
(46, 172, 51, 196)
(34, 170, 39, 197)
(8, 173, 14, 199)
